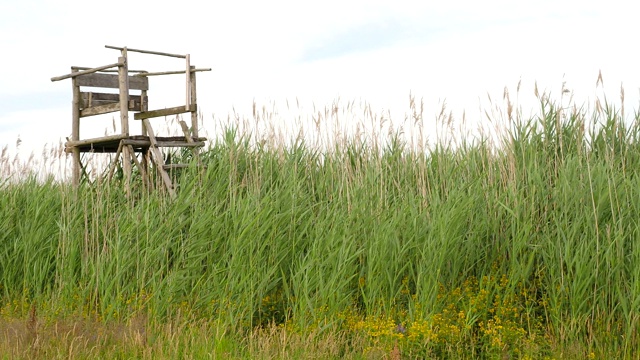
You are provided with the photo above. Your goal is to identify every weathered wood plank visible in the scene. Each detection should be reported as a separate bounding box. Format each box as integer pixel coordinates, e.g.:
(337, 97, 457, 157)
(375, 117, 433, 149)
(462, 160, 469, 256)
(76, 73, 149, 90)
(80, 102, 121, 117)
(65, 134, 130, 149)
(157, 141, 205, 147)
(134, 104, 197, 120)
(122, 139, 205, 147)
(80, 93, 146, 111)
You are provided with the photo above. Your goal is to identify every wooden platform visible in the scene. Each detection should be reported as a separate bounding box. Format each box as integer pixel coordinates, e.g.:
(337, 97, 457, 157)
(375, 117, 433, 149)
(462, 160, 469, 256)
(51, 45, 211, 196)
(65, 135, 207, 153)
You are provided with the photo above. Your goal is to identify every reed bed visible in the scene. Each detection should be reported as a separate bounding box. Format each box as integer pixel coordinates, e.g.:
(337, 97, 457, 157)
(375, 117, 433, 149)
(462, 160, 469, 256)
(1, 87, 640, 358)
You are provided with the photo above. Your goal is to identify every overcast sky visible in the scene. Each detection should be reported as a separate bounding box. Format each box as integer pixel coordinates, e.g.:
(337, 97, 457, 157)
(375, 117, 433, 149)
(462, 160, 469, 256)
(1, 0, 639, 165)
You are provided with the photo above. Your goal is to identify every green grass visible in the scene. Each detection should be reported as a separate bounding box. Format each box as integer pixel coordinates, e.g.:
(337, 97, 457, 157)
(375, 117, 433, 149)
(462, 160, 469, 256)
(1, 90, 640, 358)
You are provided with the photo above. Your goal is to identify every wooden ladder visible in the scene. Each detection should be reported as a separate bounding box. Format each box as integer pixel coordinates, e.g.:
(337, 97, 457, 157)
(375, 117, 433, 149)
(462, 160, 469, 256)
(142, 119, 177, 198)
(139, 119, 203, 198)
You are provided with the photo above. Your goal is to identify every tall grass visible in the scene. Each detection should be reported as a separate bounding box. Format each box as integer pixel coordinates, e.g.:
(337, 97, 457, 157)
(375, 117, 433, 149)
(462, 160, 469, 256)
(2, 88, 640, 357)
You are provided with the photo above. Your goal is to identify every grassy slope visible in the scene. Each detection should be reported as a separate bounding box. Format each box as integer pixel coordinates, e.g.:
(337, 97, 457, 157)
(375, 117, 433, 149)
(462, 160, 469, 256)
(1, 97, 640, 358)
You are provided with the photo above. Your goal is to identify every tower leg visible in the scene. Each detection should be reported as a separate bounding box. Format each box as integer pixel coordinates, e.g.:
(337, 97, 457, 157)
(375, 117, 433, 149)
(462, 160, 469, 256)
(118, 50, 131, 196)
(71, 72, 81, 186)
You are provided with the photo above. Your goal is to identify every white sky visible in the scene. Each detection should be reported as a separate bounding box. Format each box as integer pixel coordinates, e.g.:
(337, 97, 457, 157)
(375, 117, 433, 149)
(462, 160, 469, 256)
(1, 0, 639, 173)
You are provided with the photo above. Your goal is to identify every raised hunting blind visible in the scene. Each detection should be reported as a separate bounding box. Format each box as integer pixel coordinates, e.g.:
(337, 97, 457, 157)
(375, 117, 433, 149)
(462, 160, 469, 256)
(51, 45, 211, 198)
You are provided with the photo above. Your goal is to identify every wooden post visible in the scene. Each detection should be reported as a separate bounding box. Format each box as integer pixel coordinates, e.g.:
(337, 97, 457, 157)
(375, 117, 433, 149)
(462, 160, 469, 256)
(140, 88, 149, 182)
(118, 49, 131, 186)
(189, 66, 200, 158)
(128, 145, 150, 189)
(189, 66, 198, 138)
(71, 68, 81, 186)
(185, 54, 191, 111)
(107, 141, 124, 181)
(140, 88, 148, 132)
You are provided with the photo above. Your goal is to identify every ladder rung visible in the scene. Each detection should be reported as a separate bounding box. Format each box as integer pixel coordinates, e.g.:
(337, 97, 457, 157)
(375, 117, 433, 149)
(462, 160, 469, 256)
(155, 141, 205, 148)
(134, 104, 197, 120)
(162, 164, 190, 170)
(162, 164, 207, 170)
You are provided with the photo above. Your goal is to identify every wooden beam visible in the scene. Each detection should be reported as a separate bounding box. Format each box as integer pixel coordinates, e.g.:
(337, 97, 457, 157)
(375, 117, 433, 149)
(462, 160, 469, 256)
(140, 89, 149, 135)
(134, 68, 211, 76)
(105, 45, 187, 59)
(106, 141, 124, 181)
(185, 54, 191, 111)
(157, 141, 205, 148)
(121, 139, 205, 148)
(65, 134, 130, 149)
(179, 120, 194, 143)
(71, 71, 81, 186)
(72, 66, 147, 73)
(129, 146, 151, 189)
(134, 104, 197, 120)
(75, 73, 149, 90)
(189, 67, 199, 138)
(118, 52, 132, 189)
(51, 62, 120, 82)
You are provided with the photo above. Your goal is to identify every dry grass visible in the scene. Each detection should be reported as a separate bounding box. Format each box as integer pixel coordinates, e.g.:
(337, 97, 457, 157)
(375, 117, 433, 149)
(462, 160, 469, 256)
(0, 314, 386, 359)
(0, 314, 149, 359)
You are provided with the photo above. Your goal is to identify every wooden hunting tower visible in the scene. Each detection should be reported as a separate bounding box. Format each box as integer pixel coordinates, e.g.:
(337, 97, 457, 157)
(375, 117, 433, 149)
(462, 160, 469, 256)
(51, 45, 210, 197)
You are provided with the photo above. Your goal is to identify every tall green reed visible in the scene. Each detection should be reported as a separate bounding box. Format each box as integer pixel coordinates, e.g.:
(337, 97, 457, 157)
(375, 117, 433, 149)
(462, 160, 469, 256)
(1, 89, 640, 355)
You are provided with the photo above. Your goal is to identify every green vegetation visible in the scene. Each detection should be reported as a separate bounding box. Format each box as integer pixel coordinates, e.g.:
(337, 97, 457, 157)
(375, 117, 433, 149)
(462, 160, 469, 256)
(1, 90, 640, 358)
